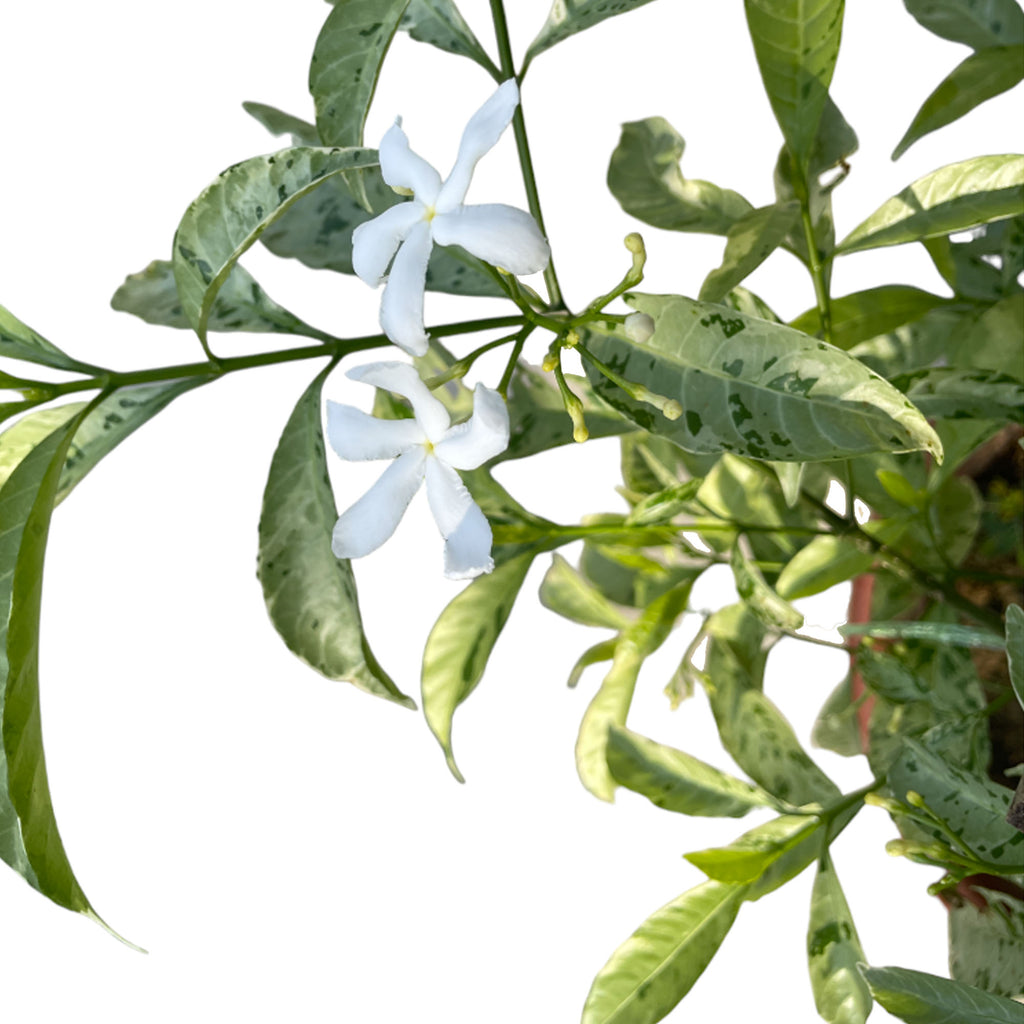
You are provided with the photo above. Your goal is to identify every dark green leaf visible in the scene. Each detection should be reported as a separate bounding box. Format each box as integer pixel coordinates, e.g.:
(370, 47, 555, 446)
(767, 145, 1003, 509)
(607, 118, 754, 236)
(401, 0, 498, 73)
(0, 303, 103, 375)
(903, 0, 1024, 49)
(242, 101, 319, 145)
(837, 155, 1024, 254)
(581, 880, 747, 1024)
(893, 366, 1024, 423)
(776, 534, 875, 599)
(257, 365, 412, 706)
(539, 554, 632, 630)
(1008, 604, 1024, 711)
(524, 0, 661, 69)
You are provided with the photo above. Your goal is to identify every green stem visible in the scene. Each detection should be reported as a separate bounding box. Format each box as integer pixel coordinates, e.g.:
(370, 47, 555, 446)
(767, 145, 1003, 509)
(497, 326, 533, 397)
(793, 172, 833, 344)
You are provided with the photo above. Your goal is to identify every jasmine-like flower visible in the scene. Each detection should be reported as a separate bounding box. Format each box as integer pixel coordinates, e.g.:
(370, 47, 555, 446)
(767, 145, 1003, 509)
(352, 80, 551, 356)
(327, 362, 509, 578)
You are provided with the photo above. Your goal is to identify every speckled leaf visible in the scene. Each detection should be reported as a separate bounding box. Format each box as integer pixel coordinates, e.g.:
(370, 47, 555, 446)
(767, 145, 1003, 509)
(112, 260, 335, 340)
(540, 554, 632, 630)
(859, 964, 1024, 1024)
(744, 0, 846, 168)
(838, 155, 1024, 254)
(607, 725, 775, 817)
(607, 118, 754, 236)
(730, 544, 804, 631)
(894, 367, 1024, 423)
(257, 364, 411, 707)
(524, 0, 661, 68)
(1008, 605, 1024, 711)
(242, 102, 319, 145)
(583, 293, 943, 463)
(807, 851, 872, 1024)
(309, 0, 410, 147)
(581, 880, 747, 1024)
(173, 146, 378, 346)
(840, 620, 1005, 648)
(903, 0, 1024, 49)
(0, 406, 84, 495)
(0, 304, 103, 375)
(401, 0, 497, 72)
(949, 889, 1024, 999)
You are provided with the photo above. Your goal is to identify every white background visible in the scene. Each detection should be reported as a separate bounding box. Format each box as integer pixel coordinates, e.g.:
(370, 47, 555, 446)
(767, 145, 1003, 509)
(0, 1, 1020, 1021)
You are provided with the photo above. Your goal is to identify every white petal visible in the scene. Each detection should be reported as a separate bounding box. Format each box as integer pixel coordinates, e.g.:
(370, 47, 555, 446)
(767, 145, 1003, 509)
(424, 457, 494, 578)
(326, 401, 424, 461)
(331, 447, 426, 559)
(431, 204, 550, 276)
(351, 202, 425, 286)
(433, 385, 510, 470)
(347, 361, 451, 441)
(379, 120, 442, 202)
(436, 80, 519, 211)
(379, 221, 434, 356)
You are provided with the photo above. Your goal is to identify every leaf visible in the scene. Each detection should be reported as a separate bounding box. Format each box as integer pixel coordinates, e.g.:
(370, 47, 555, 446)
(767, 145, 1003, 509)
(893, 46, 1024, 160)
(257, 365, 412, 707)
(172, 145, 378, 347)
(953, 293, 1024, 378)
(790, 285, 957, 351)
(111, 260, 335, 340)
(949, 889, 1024, 999)
(400, 0, 498, 73)
(625, 479, 702, 527)
(856, 647, 930, 704)
(567, 638, 618, 689)
(583, 294, 943, 463)
(893, 367, 1024, 423)
(903, 0, 1024, 49)
(0, 406, 85, 494)
(923, 216, 1023, 301)
(807, 851, 872, 1024)
(859, 964, 1024, 1024)
(730, 543, 805, 631)
(837, 155, 1024, 254)
(309, 0, 410, 148)
(839, 620, 1005, 649)
(776, 534, 875, 600)
(812, 674, 864, 758)
(539, 554, 632, 630)
(606, 725, 775, 817)
(1008, 604, 1024, 711)
(422, 552, 535, 780)
(242, 101, 319, 145)
(744, 0, 846, 169)
(0, 303, 103, 375)
(524, 0, 661, 69)
(699, 202, 801, 303)
(607, 118, 754, 236)
(581, 880, 747, 1024)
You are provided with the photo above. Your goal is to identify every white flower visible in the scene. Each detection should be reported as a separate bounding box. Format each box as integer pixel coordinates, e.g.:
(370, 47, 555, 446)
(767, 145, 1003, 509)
(352, 80, 551, 356)
(327, 362, 510, 579)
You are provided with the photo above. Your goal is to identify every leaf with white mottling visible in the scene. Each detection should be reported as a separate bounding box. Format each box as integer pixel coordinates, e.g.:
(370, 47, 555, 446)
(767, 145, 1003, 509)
(524, 0, 661, 68)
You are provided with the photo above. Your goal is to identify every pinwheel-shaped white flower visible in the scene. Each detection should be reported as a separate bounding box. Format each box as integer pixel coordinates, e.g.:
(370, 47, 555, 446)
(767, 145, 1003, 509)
(353, 79, 550, 356)
(327, 362, 509, 579)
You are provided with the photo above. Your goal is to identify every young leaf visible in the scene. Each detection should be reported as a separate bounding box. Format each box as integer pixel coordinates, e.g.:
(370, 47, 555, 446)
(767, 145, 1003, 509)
(744, 0, 846, 170)
(422, 552, 535, 781)
(807, 852, 872, 1024)
(309, 0, 410, 148)
(539, 554, 632, 630)
(837, 155, 1024, 254)
(776, 534, 875, 600)
(903, 0, 1024, 50)
(524, 0, 661, 69)
(607, 118, 754, 236)
(581, 880, 747, 1024)
(1007, 604, 1024, 711)
(257, 364, 413, 707)
(172, 146, 378, 347)
(242, 101, 319, 145)
(859, 964, 1024, 1024)
(400, 0, 498, 74)
(583, 294, 943, 463)
(567, 638, 618, 689)
(606, 725, 775, 818)
(0, 303, 104, 375)
(893, 45, 1024, 160)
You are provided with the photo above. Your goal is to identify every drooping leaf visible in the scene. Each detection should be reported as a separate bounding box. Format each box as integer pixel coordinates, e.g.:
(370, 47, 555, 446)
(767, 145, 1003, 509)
(172, 146, 378, 347)
(1008, 604, 1024, 711)
(400, 0, 498, 73)
(903, 0, 1024, 50)
(242, 101, 319, 145)
(744, 0, 846, 169)
(807, 851, 872, 1024)
(776, 534, 875, 600)
(837, 155, 1024, 254)
(859, 964, 1024, 1024)
(0, 303, 104, 375)
(581, 880, 747, 1024)
(893, 45, 1024, 160)
(539, 554, 632, 630)
(422, 552, 535, 780)
(607, 725, 775, 817)
(583, 294, 943, 463)
(607, 118, 754, 236)
(949, 889, 1024, 999)
(893, 366, 1024, 423)
(309, 0, 410, 148)
(730, 544, 804, 631)
(524, 0, 661, 69)
(567, 638, 618, 689)
(257, 364, 412, 707)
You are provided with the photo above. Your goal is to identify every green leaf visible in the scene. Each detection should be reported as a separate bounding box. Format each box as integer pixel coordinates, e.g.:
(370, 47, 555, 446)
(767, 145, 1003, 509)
(856, 647, 930, 704)
(0, 406, 85, 494)
(579, 540, 702, 611)
(744, 0, 846, 169)
(607, 118, 754, 236)
(111, 260, 335, 340)
(400, 0, 498, 73)
(893, 367, 1024, 423)
(807, 851, 872, 1024)
(0, 303, 103, 375)
(686, 814, 821, 884)
(923, 216, 1023, 301)
(607, 725, 775, 817)
(699, 202, 801, 303)
(242, 101, 319, 145)
(859, 964, 1024, 1024)
(840, 620, 1005, 648)
(837, 155, 1024, 254)
(567, 638, 618, 689)
(309, 0, 410, 148)
(953, 293, 1024, 378)
(730, 543, 805, 631)
(422, 552, 535, 780)
(539, 554, 632, 630)
(790, 285, 957, 351)
(624, 479, 702, 527)
(1007, 604, 1024, 711)
(776, 534, 875, 599)
(583, 294, 943, 463)
(524, 0, 661, 69)
(581, 880, 747, 1024)
(257, 365, 412, 707)
(812, 674, 864, 758)
(172, 146, 378, 347)
(949, 889, 1024, 999)
(893, 46, 1024, 160)
(903, 0, 1024, 49)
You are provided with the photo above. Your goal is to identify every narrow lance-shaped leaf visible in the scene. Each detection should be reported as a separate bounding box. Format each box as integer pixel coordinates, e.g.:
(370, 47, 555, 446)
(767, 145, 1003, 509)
(257, 364, 413, 707)
(400, 0, 498, 74)
(539, 553, 632, 630)
(730, 543, 804, 631)
(1007, 604, 1024, 711)
(893, 367, 1024, 424)
(0, 303, 105, 375)
(903, 0, 1024, 49)
(581, 880, 748, 1024)
(242, 101, 319, 145)
(524, 0, 661, 70)
(837, 154, 1024, 254)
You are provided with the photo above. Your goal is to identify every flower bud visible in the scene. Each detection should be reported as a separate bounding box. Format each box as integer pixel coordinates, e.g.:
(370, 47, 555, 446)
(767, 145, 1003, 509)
(624, 311, 655, 344)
